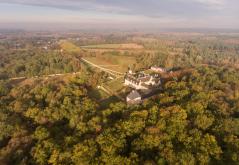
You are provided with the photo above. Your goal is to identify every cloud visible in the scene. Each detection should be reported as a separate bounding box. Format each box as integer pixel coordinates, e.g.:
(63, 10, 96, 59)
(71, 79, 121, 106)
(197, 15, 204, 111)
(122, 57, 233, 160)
(0, 0, 238, 28)
(0, 0, 128, 13)
(0, 0, 226, 17)
(190, 0, 226, 9)
(192, 0, 225, 5)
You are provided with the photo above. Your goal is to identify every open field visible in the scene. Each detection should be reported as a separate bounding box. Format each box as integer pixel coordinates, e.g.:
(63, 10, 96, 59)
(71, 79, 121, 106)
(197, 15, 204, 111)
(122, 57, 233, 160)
(81, 43, 144, 49)
(223, 39, 239, 44)
(84, 54, 136, 72)
(82, 48, 156, 55)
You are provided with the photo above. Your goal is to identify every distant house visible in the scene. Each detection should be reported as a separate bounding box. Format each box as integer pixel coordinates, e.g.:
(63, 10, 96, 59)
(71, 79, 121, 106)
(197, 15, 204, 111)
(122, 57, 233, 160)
(43, 46, 48, 50)
(126, 90, 142, 104)
(151, 66, 167, 73)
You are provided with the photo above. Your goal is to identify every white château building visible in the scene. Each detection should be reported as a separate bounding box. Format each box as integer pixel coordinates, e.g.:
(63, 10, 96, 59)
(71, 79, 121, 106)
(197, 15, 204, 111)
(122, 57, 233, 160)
(124, 70, 161, 90)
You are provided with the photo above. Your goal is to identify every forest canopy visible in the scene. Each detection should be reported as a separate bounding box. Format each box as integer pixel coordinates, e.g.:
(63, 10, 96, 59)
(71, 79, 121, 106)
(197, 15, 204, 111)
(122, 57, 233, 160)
(0, 65, 239, 164)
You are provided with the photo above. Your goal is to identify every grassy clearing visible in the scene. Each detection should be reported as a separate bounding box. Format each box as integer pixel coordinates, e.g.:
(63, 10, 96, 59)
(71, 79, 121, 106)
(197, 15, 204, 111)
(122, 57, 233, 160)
(82, 43, 144, 49)
(88, 88, 109, 100)
(85, 54, 136, 72)
(104, 77, 125, 93)
(60, 40, 81, 54)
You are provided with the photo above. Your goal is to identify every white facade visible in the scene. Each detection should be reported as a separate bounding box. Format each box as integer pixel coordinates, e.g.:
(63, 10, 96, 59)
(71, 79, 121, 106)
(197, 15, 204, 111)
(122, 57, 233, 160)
(124, 79, 148, 90)
(124, 76, 160, 90)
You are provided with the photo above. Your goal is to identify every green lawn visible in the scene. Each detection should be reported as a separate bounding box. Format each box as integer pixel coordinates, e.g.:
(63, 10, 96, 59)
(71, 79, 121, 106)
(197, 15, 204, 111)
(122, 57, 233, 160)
(85, 54, 136, 73)
(88, 88, 109, 100)
(104, 77, 125, 93)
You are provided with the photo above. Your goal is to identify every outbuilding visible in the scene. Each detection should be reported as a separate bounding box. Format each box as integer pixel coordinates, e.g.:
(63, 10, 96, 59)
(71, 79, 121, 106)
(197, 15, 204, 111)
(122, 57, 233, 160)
(150, 66, 167, 73)
(126, 90, 142, 104)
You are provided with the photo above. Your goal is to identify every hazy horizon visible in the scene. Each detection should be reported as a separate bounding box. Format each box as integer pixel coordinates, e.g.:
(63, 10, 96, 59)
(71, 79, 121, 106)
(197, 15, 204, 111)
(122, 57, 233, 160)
(0, 0, 239, 30)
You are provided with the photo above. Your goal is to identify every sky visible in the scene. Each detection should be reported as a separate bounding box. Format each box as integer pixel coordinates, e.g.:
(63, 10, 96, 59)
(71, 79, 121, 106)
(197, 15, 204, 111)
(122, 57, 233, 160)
(0, 0, 239, 30)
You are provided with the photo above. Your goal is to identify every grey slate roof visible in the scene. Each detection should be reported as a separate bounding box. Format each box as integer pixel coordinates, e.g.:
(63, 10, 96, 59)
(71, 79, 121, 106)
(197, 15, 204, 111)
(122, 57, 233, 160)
(127, 90, 141, 100)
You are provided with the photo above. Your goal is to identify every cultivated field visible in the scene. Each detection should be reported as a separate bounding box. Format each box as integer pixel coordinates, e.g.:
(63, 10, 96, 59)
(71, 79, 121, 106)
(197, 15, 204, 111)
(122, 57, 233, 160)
(81, 43, 144, 49)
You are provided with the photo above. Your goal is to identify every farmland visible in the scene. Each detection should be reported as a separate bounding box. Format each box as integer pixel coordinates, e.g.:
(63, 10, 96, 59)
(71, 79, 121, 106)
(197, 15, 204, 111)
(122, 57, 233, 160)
(81, 43, 144, 50)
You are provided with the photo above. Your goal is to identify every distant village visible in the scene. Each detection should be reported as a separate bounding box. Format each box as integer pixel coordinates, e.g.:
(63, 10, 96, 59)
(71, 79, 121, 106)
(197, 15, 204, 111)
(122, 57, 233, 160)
(124, 66, 168, 104)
